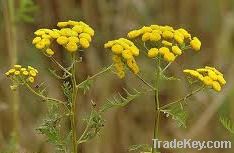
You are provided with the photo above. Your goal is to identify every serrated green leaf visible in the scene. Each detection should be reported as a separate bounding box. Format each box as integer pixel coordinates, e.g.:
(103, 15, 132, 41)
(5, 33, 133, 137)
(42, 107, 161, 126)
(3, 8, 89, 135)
(100, 88, 141, 113)
(220, 116, 234, 134)
(78, 110, 105, 144)
(36, 103, 67, 152)
(78, 78, 93, 94)
(62, 81, 72, 104)
(162, 103, 187, 128)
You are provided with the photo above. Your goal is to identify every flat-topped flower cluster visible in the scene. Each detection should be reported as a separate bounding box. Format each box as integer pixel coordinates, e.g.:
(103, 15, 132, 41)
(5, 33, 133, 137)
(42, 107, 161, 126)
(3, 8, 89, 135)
(32, 20, 94, 56)
(184, 66, 226, 92)
(5, 65, 38, 84)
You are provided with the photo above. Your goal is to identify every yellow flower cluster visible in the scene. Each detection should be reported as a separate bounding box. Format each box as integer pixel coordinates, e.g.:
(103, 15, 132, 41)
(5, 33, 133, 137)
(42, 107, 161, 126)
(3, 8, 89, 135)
(183, 66, 226, 92)
(5, 65, 38, 83)
(104, 38, 140, 78)
(127, 25, 201, 62)
(32, 20, 94, 55)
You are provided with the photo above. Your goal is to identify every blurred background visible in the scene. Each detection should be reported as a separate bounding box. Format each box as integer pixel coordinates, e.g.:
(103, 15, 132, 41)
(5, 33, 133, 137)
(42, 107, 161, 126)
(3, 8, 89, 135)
(0, 0, 234, 153)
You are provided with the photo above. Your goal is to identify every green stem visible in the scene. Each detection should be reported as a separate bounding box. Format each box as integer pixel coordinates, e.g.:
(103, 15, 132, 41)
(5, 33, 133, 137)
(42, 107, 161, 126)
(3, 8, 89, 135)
(77, 111, 93, 144)
(136, 74, 156, 91)
(51, 57, 72, 76)
(77, 64, 113, 88)
(70, 54, 78, 153)
(25, 84, 69, 111)
(160, 86, 205, 110)
(152, 59, 161, 153)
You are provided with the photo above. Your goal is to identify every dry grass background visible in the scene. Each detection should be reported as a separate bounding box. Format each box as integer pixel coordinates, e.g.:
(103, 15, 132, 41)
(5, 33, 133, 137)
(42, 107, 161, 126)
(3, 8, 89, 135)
(0, 0, 234, 153)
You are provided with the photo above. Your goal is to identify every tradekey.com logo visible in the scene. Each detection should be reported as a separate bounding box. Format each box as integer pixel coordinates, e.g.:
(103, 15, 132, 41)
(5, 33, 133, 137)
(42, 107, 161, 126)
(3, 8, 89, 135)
(152, 139, 232, 150)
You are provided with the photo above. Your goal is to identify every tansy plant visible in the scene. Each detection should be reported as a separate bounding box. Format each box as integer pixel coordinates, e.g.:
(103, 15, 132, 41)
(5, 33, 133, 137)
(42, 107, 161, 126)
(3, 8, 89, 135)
(104, 25, 226, 153)
(4, 20, 129, 153)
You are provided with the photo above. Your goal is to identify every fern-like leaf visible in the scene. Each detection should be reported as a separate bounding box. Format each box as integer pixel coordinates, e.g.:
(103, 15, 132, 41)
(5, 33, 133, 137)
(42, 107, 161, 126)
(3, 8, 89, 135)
(162, 103, 187, 128)
(78, 110, 105, 144)
(62, 81, 72, 104)
(36, 103, 68, 152)
(100, 88, 141, 113)
(220, 116, 234, 134)
(78, 78, 93, 94)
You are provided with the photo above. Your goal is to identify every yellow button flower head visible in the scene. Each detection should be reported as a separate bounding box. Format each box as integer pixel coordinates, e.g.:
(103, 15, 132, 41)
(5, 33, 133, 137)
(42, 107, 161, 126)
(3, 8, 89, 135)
(105, 38, 140, 78)
(79, 33, 91, 42)
(112, 55, 125, 78)
(212, 81, 221, 92)
(184, 66, 226, 92)
(126, 58, 139, 74)
(22, 71, 29, 76)
(148, 48, 159, 58)
(45, 48, 55, 56)
(80, 38, 90, 48)
(5, 65, 38, 85)
(202, 76, 213, 86)
(172, 46, 182, 55)
(190, 37, 201, 51)
(127, 30, 142, 39)
(32, 37, 42, 44)
(142, 32, 151, 41)
(150, 31, 161, 41)
(163, 52, 175, 62)
(162, 30, 174, 39)
(111, 44, 124, 54)
(28, 77, 35, 83)
(57, 36, 68, 45)
(14, 71, 20, 75)
(66, 42, 78, 52)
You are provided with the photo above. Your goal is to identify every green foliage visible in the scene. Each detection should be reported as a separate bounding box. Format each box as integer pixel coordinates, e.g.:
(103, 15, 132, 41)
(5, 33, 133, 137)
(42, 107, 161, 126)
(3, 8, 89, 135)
(100, 88, 141, 113)
(128, 144, 151, 152)
(78, 109, 105, 144)
(160, 73, 180, 81)
(162, 103, 188, 128)
(220, 116, 234, 134)
(62, 81, 72, 104)
(78, 78, 93, 94)
(16, 0, 38, 23)
(36, 102, 70, 152)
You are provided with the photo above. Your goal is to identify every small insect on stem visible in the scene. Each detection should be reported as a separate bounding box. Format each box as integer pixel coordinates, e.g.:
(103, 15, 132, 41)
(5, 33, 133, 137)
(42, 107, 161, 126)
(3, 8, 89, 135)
(91, 100, 96, 108)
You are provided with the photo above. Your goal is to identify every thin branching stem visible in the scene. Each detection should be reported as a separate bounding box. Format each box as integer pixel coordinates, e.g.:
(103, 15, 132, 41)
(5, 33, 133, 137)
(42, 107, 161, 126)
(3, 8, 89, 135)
(161, 62, 172, 74)
(160, 85, 205, 110)
(70, 53, 79, 153)
(77, 111, 93, 144)
(77, 64, 113, 88)
(136, 74, 156, 91)
(50, 57, 72, 76)
(25, 83, 69, 112)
